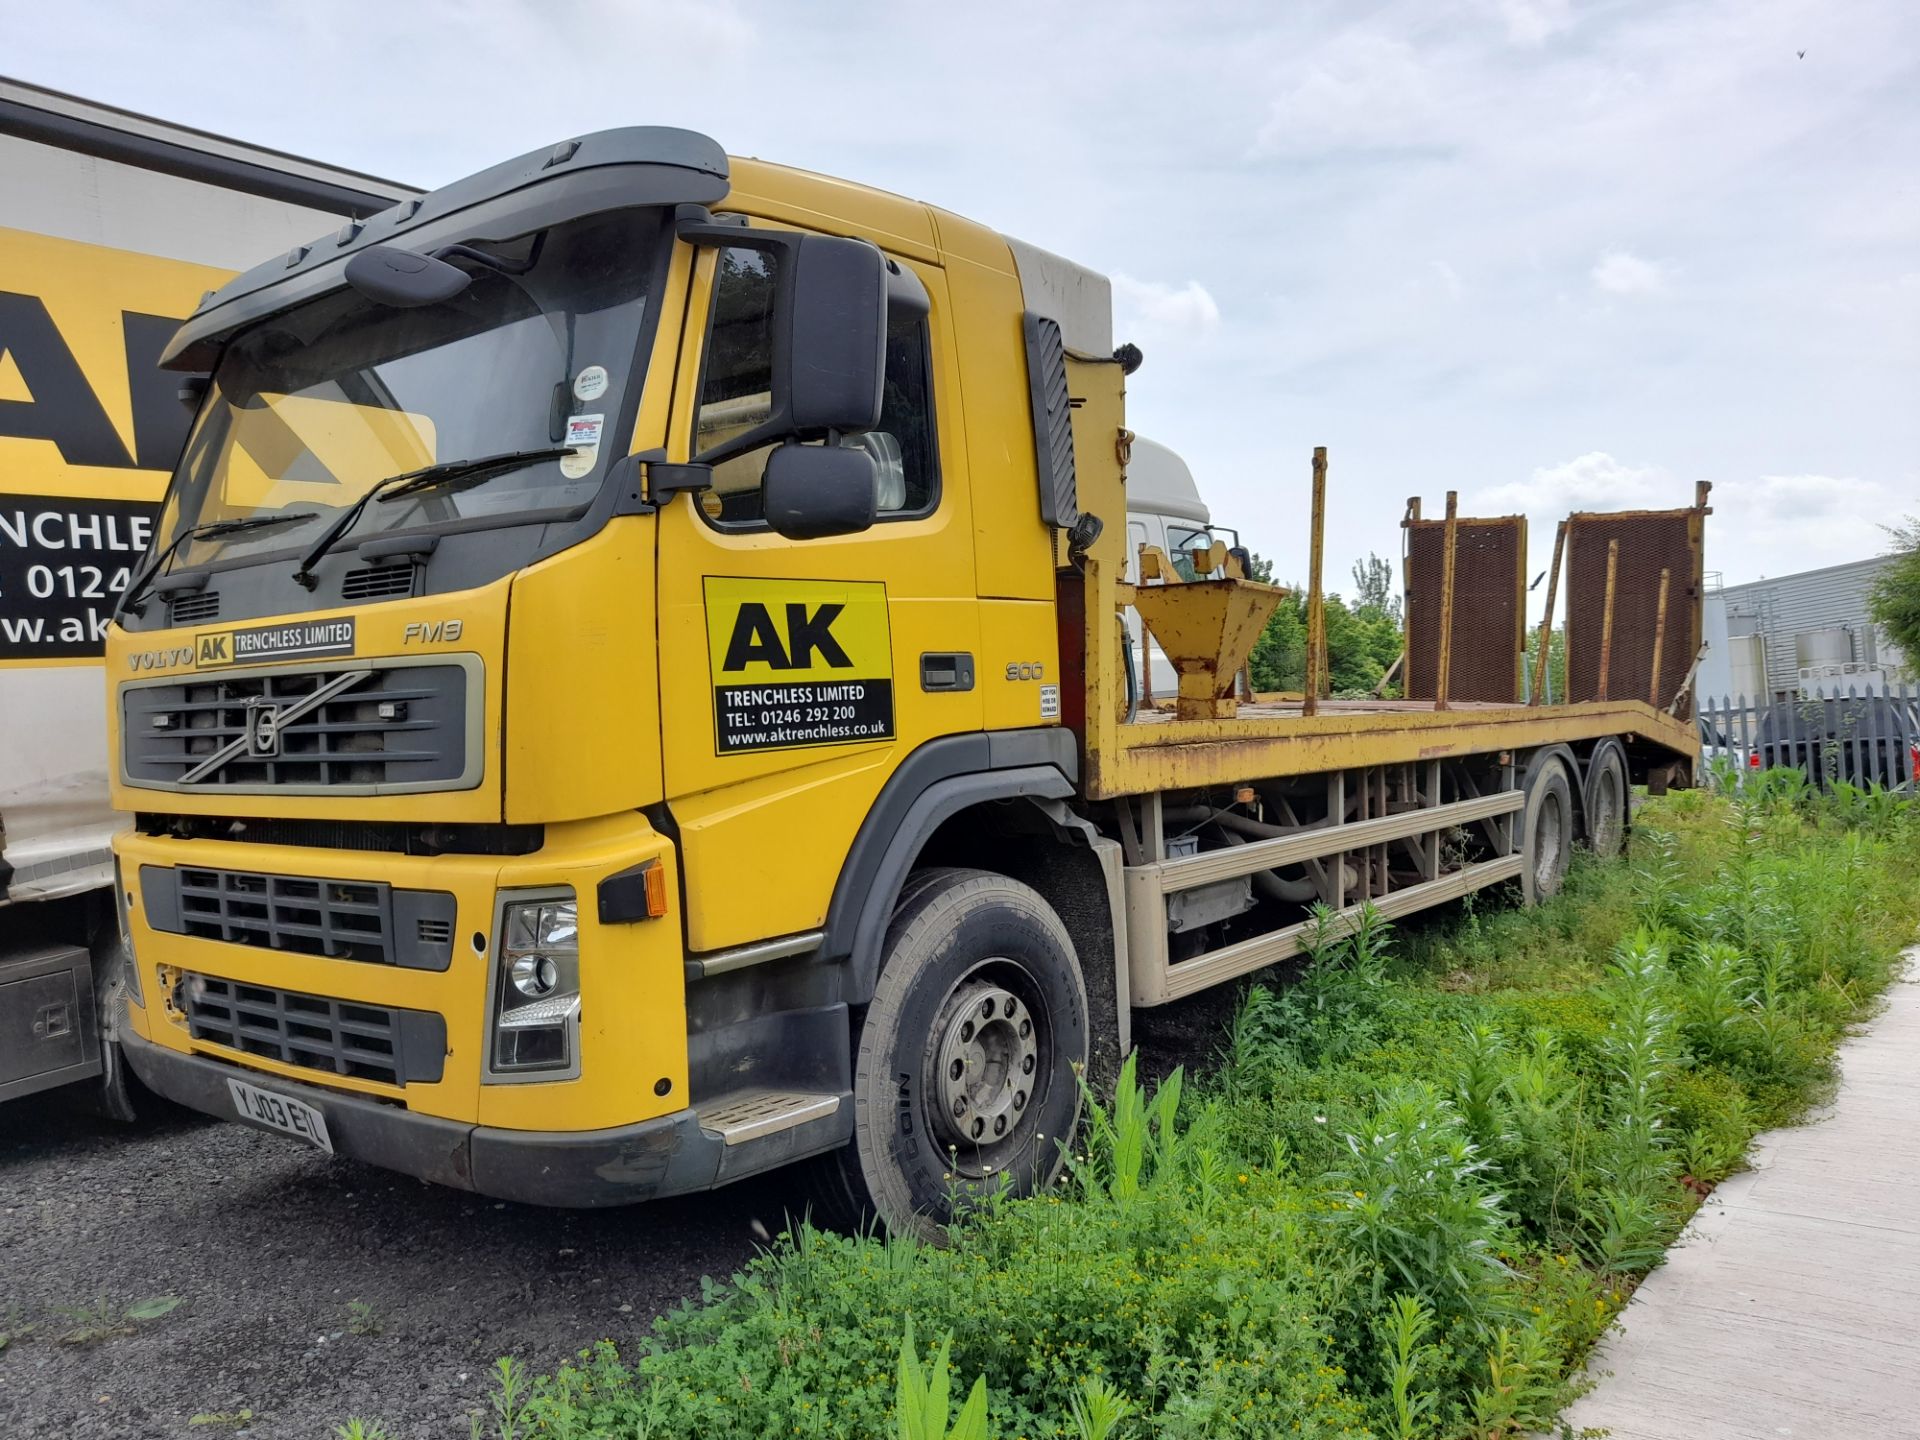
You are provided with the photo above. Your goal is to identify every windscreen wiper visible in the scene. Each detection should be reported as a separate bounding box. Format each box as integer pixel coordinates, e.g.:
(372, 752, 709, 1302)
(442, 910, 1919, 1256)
(291, 447, 573, 589)
(118, 512, 320, 618)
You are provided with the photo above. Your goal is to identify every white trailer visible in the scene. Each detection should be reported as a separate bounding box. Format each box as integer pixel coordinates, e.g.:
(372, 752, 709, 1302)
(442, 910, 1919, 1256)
(0, 77, 412, 1108)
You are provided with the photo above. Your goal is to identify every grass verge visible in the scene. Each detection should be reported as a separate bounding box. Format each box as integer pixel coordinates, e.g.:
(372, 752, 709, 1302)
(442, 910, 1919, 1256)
(467, 778, 1920, 1439)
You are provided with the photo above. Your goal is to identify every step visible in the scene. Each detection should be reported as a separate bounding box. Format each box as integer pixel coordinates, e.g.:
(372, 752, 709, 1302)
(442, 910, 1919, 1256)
(695, 1088, 842, 1146)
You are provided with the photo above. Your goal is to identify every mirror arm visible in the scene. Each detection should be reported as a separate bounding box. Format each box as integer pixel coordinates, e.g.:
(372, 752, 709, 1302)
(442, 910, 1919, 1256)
(608, 450, 713, 514)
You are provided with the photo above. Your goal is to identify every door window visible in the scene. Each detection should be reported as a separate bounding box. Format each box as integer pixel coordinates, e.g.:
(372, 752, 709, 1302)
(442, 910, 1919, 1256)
(692, 244, 938, 526)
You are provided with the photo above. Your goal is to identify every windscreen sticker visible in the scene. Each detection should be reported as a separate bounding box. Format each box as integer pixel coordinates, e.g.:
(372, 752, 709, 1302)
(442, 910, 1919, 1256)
(560, 413, 603, 478)
(703, 577, 894, 754)
(572, 365, 609, 402)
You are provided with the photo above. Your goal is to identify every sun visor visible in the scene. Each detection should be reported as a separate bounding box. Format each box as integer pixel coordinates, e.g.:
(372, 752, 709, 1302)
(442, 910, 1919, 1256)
(162, 127, 730, 371)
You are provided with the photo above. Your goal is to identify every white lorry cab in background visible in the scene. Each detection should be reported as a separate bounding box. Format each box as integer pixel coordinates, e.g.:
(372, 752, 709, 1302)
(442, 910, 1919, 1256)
(0, 77, 412, 1111)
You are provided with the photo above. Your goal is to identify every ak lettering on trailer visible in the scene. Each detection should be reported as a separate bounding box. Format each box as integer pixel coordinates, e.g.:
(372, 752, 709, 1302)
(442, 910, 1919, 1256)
(0, 225, 230, 664)
(702, 577, 894, 754)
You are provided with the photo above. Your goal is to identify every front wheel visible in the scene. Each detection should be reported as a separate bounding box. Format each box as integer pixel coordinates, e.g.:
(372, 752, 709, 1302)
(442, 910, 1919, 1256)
(825, 868, 1088, 1241)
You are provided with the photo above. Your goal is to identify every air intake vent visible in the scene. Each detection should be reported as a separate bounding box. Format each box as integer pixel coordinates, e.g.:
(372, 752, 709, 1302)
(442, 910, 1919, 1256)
(416, 917, 453, 946)
(342, 565, 417, 601)
(168, 589, 220, 625)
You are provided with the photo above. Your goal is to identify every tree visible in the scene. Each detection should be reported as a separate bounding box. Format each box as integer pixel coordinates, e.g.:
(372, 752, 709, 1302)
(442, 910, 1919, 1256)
(1523, 627, 1568, 704)
(1868, 518, 1920, 664)
(1350, 551, 1400, 623)
(1240, 551, 1404, 698)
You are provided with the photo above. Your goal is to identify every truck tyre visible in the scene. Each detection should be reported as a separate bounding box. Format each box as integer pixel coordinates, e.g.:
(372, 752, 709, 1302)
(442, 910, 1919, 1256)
(1583, 743, 1629, 859)
(1520, 757, 1573, 906)
(822, 867, 1088, 1241)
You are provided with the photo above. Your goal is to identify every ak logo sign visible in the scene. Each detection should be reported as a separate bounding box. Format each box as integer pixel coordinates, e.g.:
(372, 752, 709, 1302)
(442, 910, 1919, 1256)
(703, 577, 894, 754)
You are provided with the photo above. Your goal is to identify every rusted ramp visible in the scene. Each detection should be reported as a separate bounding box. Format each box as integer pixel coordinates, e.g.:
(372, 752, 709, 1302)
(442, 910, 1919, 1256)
(1402, 511, 1526, 703)
(1563, 498, 1708, 717)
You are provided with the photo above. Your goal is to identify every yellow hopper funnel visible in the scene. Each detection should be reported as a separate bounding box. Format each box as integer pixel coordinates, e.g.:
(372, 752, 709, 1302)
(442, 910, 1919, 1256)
(1131, 578, 1287, 720)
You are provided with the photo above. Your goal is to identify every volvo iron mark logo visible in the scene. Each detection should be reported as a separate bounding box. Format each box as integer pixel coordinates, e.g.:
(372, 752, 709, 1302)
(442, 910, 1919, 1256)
(244, 696, 284, 759)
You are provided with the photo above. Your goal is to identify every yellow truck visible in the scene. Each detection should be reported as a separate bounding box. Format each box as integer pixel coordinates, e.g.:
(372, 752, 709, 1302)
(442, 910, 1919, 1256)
(105, 126, 1705, 1235)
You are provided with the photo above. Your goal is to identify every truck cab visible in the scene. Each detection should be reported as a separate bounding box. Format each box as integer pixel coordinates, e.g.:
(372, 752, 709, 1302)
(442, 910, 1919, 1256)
(109, 129, 1100, 1224)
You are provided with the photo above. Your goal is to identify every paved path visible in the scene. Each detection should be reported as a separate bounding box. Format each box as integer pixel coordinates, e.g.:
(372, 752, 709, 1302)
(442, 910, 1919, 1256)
(1560, 965, 1920, 1440)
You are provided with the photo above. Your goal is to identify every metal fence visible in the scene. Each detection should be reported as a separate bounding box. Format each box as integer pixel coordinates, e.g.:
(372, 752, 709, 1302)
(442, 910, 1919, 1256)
(1698, 684, 1920, 790)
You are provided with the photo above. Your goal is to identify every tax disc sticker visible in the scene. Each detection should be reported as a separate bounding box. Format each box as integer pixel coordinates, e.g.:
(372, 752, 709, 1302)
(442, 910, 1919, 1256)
(560, 413, 604, 478)
(572, 364, 609, 402)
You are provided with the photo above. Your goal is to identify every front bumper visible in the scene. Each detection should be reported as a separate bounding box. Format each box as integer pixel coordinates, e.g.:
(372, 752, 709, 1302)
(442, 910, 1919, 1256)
(123, 1026, 720, 1207)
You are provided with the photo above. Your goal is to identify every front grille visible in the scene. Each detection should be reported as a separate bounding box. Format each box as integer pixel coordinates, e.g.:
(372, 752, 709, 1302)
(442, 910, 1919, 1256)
(168, 589, 221, 624)
(180, 867, 391, 962)
(123, 662, 470, 792)
(341, 565, 416, 601)
(141, 864, 456, 970)
(183, 973, 447, 1087)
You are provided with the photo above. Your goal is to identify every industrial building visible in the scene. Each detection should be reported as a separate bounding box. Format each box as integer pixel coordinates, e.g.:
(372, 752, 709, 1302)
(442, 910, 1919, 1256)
(1699, 556, 1908, 704)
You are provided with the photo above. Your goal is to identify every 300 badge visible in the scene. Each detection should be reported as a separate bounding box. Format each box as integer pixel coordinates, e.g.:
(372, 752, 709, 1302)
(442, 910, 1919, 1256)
(702, 577, 894, 754)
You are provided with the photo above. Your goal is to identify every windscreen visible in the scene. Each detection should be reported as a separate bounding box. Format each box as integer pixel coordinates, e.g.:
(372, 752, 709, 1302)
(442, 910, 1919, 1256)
(157, 209, 660, 569)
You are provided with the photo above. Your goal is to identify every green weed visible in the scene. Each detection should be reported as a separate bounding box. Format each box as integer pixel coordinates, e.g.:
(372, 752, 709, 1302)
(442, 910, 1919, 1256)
(474, 790, 1920, 1440)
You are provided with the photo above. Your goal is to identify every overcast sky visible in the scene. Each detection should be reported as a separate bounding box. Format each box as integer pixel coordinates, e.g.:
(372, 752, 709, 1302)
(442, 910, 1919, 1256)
(11, 0, 1916, 595)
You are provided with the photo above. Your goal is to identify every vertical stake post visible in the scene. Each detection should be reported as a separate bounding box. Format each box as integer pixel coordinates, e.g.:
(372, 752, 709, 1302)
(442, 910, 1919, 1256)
(1303, 447, 1328, 717)
(1532, 519, 1567, 706)
(1597, 538, 1619, 702)
(1435, 490, 1459, 710)
(1649, 567, 1672, 706)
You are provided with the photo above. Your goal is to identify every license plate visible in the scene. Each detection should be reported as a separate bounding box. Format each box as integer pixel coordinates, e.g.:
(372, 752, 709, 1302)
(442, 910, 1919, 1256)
(227, 1077, 334, 1153)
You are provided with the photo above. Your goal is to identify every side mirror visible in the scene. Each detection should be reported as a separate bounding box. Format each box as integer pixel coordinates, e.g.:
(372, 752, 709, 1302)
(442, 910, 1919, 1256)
(763, 441, 878, 540)
(344, 245, 472, 308)
(780, 234, 887, 435)
(680, 219, 890, 466)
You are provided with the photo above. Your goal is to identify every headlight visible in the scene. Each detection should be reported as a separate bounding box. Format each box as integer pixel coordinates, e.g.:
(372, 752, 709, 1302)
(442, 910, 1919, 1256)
(489, 892, 580, 1077)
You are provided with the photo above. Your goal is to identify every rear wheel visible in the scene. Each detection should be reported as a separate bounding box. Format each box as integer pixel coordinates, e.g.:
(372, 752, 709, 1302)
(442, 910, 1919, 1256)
(1583, 745, 1629, 859)
(1520, 757, 1574, 905)
(821, 868, 1088, 1241)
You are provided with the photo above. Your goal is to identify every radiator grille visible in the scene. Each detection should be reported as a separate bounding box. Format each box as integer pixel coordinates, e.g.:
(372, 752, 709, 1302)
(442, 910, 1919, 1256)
(183, 974, 446, 1087)
(341, 565, 416, 601)
(178, 867, 392, 963)
(123, 662, 469, 791)
(141, 864, 457, 970)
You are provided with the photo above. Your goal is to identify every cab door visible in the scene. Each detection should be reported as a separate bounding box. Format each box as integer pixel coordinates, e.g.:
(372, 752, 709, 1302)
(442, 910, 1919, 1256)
(655, 235, 981, 954)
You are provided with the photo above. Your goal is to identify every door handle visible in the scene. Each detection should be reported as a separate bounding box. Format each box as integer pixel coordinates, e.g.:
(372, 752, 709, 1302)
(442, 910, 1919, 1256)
(920, 652, 976, 693)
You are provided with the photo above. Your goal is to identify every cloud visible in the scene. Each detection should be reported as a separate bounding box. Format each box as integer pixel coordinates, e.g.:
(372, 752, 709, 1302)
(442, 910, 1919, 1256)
(1472, 452, 1669, 515)
(1591, 250, 1670, 296)
(1429, 260, 1466, 300)
(1471, 457, 1906, 590)
(1251, 31, 1446, 156)
(1493, 0, 1573, 47)
(1111, 273, 1221, 338)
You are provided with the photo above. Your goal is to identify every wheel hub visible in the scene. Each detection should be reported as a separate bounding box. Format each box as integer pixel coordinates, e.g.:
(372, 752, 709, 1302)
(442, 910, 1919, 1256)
(928, 977, 1038, 1156)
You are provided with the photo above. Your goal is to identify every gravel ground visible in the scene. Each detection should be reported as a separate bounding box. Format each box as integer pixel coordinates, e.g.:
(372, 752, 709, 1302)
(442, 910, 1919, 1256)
(0, 986, 1242, 1440)
(0, 1092, 776, 1439)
